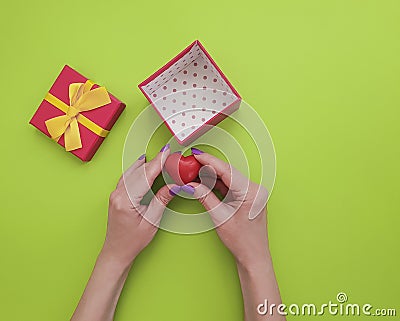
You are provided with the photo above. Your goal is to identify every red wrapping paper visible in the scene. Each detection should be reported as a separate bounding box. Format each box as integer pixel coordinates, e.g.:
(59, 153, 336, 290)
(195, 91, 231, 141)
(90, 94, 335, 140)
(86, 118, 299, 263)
(29, 65, 125, 161)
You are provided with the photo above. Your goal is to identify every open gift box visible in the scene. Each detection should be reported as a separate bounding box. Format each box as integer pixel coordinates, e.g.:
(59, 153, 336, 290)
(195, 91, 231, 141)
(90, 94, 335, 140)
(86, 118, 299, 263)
(139, 40, 241, 145)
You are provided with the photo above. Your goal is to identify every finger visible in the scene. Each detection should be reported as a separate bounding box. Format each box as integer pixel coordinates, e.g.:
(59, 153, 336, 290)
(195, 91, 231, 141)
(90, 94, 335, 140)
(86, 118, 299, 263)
(198, 166, 229, 197)
(143, 145, 171, 188)
(116, 154, 146, 189)
(190, 183, 234, 226)
(124, 145, 171, 201)
(141, 184, 178, 227)
(200, 177, 228, 198)
(199, 165, 217, 189)
(214, 179, 229, 197)
(191, 150, 248, 193)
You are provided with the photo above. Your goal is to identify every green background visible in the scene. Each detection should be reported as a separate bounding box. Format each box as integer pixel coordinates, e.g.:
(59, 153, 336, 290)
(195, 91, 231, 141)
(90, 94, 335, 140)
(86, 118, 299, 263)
(1, 0, 399, 320)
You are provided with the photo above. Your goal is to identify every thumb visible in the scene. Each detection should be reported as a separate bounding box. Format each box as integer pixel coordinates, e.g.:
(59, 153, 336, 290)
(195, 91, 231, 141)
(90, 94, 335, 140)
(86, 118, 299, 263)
(141, 184, 179, 227)
(190, 183, 234, 226)
(192, 150, 248, 194)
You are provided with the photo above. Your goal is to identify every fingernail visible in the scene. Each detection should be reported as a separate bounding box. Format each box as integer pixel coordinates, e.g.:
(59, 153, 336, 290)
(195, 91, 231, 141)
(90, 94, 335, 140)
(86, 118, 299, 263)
(160, 143, 170, 152)
(169, 185, 181, 196)
(191, 147, 203, 155)
(181, 184, 195, 195)
(138, 153, 146, 160)
(173, 150, 182, 154)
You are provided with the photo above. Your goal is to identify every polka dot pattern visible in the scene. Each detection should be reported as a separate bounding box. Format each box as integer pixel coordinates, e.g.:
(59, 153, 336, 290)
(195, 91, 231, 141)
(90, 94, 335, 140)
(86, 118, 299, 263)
(140, 42, 240, 143)
(144, 46, 202, 94)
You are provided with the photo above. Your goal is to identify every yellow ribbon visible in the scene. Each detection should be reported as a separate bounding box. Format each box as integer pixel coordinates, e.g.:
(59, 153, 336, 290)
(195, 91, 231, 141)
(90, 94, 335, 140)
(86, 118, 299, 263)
(44, 80, 111, 151)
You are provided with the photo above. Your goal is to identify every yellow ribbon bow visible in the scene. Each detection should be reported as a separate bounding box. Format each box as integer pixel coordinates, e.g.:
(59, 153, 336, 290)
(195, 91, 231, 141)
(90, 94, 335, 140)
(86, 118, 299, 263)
(44, 80, 111, 151)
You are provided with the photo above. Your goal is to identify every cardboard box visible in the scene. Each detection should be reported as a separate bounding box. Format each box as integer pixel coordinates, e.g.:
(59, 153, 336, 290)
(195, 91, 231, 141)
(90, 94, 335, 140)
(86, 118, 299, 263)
(30, 65, 125, 161)
(139, 40, 241, 145)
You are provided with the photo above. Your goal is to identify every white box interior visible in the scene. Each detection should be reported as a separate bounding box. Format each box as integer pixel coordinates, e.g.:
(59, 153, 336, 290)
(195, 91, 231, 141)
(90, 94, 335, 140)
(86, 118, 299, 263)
(141, 43, 239, 141)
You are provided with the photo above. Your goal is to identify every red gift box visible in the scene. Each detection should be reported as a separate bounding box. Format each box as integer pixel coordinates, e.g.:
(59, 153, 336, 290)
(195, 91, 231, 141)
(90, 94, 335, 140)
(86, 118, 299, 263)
(30, 65, 125, 161)
(139, 40, 241, 146)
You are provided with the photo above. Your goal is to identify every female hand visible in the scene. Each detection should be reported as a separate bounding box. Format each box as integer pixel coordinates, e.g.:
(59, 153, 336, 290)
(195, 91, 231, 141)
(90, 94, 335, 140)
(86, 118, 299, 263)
(71, 145, 179, 321)
(189, 148, 270, 267)
(101, 144, 178, 268)
(190, 148, 285, 321)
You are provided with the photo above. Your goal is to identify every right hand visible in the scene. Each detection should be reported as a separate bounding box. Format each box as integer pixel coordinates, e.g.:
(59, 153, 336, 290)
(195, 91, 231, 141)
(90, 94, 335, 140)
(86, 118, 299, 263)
(189, 149, 270, 267)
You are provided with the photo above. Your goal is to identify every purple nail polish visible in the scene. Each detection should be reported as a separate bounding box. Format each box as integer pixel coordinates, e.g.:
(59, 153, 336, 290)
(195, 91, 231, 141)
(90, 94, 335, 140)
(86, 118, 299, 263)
(160, 143, 170, 152)
(181, 185, 195, 195)
(191, 147, 203, 155)
(169, 185, 181, 196)
(138, 154, 146, 160)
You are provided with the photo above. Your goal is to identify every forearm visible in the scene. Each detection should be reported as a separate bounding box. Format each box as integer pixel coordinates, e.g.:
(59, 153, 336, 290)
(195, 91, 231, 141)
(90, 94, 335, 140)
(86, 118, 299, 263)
(71, 251, 131, 321)
(236, 251, 285, 321)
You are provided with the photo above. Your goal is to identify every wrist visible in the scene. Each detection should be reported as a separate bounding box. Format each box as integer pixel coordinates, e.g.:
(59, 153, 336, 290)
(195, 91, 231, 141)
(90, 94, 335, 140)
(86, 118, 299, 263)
(236, 250, 273, 277)
(97, 248, 134, 275)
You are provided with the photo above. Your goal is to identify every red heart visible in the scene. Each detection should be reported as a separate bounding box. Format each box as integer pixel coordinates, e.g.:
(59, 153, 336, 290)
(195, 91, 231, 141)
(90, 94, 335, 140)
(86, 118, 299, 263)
(164, 153, 202, 185)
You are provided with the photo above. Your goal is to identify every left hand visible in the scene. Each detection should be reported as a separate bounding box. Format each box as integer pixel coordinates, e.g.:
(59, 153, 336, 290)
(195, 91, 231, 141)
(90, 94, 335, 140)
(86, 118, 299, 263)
(101, 145, 178, 268)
